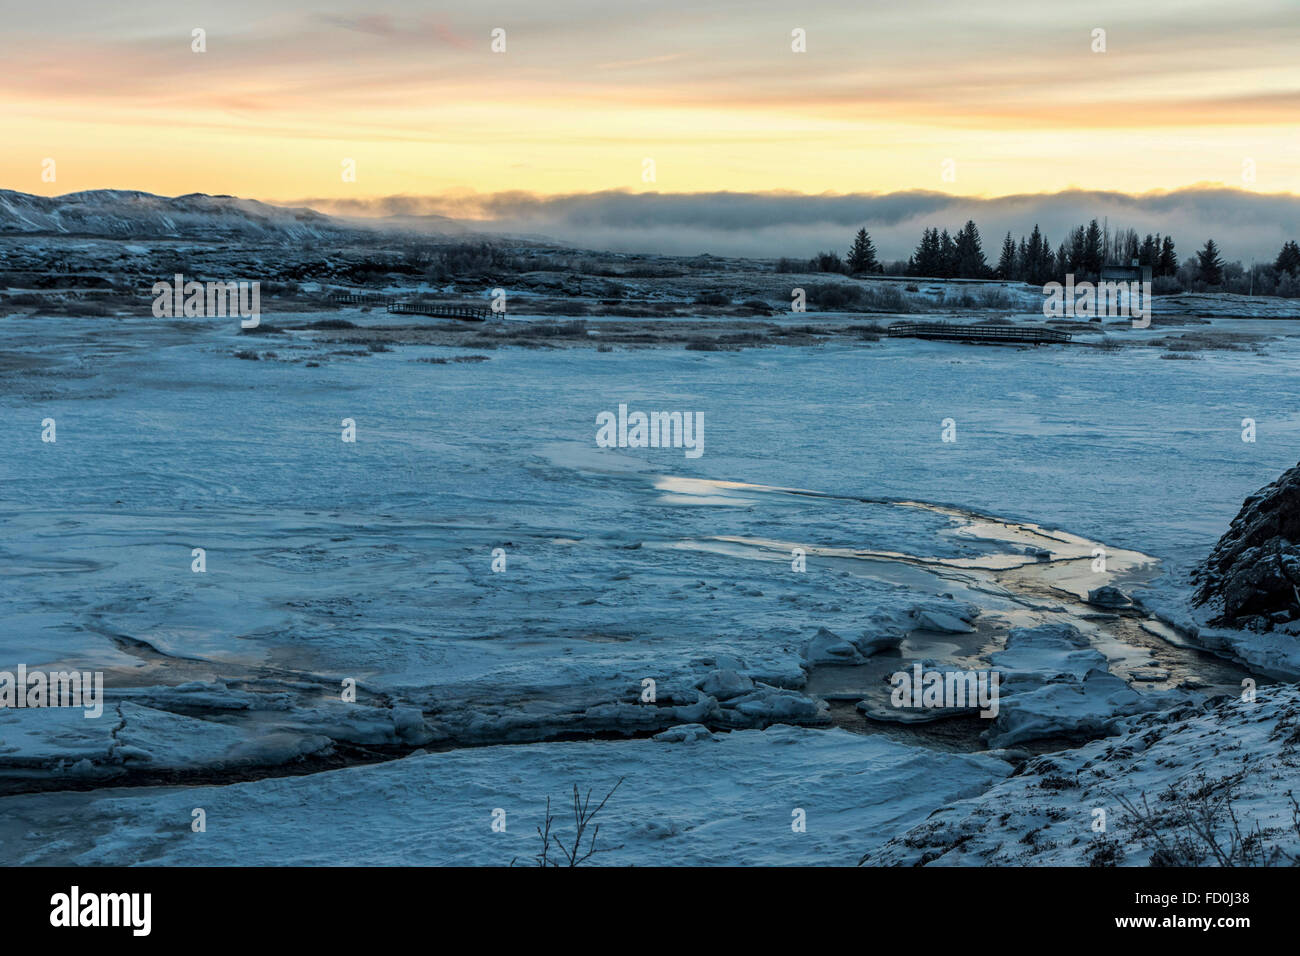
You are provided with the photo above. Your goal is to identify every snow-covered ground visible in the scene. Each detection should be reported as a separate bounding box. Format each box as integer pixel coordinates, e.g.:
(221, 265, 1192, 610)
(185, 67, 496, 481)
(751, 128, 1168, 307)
(2, 306, 1298, 864)
(864, 683, 1300, 866)
(2, 725, 1010, 866)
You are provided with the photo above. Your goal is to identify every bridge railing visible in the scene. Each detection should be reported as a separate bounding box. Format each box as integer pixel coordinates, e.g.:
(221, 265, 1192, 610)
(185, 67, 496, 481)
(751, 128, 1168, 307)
(886, 322, 1071, 344)
(325, 293, 493, 321)
(386, 302, 494, 322)
(328, 293, 391, 305)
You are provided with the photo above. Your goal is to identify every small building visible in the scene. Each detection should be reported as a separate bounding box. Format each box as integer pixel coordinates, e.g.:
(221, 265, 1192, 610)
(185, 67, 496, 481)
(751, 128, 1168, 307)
(1099, 260, 1152, 286)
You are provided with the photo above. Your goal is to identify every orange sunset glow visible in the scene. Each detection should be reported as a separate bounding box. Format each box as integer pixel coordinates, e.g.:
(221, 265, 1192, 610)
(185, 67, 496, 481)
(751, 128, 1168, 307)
(3, 0, 1299, 201)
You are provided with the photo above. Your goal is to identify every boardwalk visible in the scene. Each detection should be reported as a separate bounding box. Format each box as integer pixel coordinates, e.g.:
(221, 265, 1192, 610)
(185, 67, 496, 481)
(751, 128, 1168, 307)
(328, 293, 388, 306)
(886, 322, 1072, 345)
(326, 293, 493, 322)
(386, 302, 494, 322)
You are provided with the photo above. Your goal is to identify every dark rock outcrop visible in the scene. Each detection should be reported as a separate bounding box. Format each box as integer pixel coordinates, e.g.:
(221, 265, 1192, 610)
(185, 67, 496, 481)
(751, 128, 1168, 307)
(1193, 462, 1300, 630)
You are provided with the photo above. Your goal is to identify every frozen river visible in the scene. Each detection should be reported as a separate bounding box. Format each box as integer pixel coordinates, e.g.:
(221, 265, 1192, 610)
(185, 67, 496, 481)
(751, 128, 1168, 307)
(2, 312, 1298, 864)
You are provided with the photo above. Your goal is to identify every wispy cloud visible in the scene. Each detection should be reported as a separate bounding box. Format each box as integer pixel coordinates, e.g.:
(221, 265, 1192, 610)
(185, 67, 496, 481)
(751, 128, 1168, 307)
(317, 14, 405, 37)
(4, 1, 1299, 198)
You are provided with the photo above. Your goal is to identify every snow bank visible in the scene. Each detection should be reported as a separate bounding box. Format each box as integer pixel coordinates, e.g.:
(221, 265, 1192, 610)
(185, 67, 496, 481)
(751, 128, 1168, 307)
(865, 683, 1300, 865)
(3, 725, 1010, 866)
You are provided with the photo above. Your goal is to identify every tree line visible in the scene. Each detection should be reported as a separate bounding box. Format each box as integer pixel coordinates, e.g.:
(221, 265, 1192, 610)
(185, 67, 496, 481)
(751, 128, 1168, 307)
(786, 221, 1300, 296)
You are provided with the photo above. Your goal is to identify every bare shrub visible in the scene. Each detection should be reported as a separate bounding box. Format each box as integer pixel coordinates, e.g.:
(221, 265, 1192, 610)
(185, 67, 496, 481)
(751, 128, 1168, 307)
(514, 778, 624, 867)
(806, 282, 863, 311)
(977, 288, 1013, 308)
(1113, 773, 1300, 866)
(860, 284, 910, 312)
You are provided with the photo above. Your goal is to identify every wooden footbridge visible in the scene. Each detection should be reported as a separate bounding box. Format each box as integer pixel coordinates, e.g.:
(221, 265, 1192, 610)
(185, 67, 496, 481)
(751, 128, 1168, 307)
(327, 292, 492, 323)
(386, 301, 493, 322)
(886, 322, 1072, 345)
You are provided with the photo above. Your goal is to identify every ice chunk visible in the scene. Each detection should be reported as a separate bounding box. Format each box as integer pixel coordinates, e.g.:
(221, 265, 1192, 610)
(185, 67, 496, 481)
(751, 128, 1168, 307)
(909, 606, 976, 633)
(854, 630, 904, 657)
(1086, 586, 1130, 608)
(653, 724, 716, 743)
(802, 627, 863, 665)
(694, 669, 754, 700)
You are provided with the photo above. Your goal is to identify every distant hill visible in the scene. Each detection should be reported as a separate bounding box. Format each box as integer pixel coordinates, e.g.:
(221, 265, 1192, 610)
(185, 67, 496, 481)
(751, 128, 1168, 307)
(0, 189, 355, 241)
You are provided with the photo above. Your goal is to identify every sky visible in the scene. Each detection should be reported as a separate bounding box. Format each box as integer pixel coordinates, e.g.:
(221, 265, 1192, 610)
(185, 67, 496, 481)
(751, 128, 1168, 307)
(3, 0, 1298, 257)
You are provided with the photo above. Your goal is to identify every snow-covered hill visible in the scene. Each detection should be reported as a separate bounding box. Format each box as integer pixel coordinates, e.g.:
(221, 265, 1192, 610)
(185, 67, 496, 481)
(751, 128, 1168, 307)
(0, 189, 350, 241)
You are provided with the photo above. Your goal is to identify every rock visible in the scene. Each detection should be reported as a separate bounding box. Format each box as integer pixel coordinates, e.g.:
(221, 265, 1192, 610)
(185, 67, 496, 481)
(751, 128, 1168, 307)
(908, 606, 976, 633)
(1193, 461, 1300, 630)
(1086, 586, 1130, 608)
(694, 669, 754, 700)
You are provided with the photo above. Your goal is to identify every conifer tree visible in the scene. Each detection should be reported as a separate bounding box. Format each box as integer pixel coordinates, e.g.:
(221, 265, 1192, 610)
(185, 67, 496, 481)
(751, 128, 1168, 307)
(1026, 224, 1051, 284)
(1139, 234, 1158, 268)
(953, 220, 988, 278)
(939, 229, 957, 278)
(908, 228, 938, 276)
(1158, 235, 1178, 277)
(1197, 239, 1224, 285)
(997, 232, 1016, 279)
(846, 228, 880, 274)
(1083, 219, 1103, 276)
(1274, 240, 1300, 277)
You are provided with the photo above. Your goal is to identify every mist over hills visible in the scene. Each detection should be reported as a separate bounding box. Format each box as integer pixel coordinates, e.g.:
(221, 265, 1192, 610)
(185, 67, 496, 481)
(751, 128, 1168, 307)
(4, 186, 1297, 267)
(299, 186, 1300, 264)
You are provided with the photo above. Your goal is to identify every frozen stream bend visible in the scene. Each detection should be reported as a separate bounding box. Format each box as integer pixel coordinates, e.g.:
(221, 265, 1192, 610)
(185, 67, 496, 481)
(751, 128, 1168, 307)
(0, 458, 1259, 794)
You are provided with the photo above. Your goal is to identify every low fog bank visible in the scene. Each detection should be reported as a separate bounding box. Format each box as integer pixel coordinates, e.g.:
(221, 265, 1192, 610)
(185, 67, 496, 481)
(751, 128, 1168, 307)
(293, 186, 1299, 263)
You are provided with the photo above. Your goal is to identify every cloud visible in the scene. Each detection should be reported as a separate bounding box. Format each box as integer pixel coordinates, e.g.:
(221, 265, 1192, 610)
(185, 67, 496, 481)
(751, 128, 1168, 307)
(292, 187, 1300, 263)
(317, 14, 404, 37)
